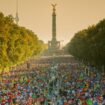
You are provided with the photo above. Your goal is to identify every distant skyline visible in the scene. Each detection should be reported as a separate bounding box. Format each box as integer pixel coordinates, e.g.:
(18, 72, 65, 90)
(0, 0, 105, 45)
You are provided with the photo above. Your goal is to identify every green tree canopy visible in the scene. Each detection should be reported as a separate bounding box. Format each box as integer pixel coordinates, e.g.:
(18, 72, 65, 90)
(0, 12, 44, 70)
(66, 19, 105, 70)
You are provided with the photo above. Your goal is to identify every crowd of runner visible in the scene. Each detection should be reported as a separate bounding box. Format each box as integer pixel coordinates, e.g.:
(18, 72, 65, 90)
(0, 62, 105, 105)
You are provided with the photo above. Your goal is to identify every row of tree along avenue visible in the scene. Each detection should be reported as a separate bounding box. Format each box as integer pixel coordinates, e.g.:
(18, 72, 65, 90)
(66, 18, 105, 72)
(0, 12, 44, 71)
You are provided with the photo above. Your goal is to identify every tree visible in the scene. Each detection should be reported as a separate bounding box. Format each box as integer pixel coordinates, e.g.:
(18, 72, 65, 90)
(0, 12, 45, 70)
(66, 18, 105, 72)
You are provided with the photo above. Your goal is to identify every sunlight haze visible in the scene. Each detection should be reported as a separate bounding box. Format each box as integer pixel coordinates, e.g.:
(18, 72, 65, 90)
(0, 0, 105, 45)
